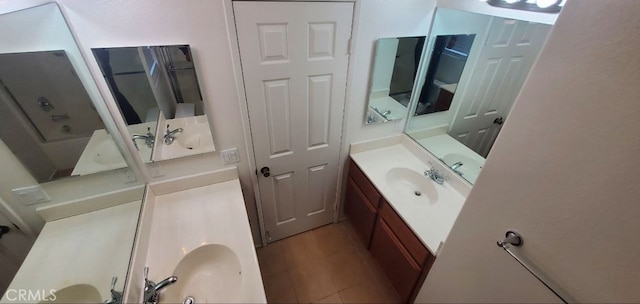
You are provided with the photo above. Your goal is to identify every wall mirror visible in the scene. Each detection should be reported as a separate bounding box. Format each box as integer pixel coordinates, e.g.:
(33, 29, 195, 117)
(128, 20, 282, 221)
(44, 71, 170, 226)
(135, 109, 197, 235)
(405, 8, 552, 184)
(365, 36, 426, 124)
(93, 45, 214, 162)
(0, 2, 143, 300)
(0, 7, 133, 183)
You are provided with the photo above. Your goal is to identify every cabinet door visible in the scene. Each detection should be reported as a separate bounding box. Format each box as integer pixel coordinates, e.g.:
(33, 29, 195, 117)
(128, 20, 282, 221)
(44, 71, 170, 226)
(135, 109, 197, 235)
(344, 177, 378, 247)
(370, 218, 422, 303)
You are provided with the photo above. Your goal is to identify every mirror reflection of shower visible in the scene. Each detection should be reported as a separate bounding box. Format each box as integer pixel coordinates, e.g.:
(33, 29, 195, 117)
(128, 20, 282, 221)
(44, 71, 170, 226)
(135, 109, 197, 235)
(93, 45, 204, 126)
(0, 50, 122, 182)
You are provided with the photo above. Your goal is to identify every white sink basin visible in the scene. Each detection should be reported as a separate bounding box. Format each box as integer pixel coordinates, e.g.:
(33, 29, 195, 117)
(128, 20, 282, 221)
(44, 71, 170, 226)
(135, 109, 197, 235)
(442, 153, 484, 184)
(162, 244, 243, 303)
(93, 139, 123, 165)
(175, 123, 213, 150)
(72, 129, 127, 176)
(385, 167, 439, 204)
(153, 115, 215, 160)
(39, 284, 102, 304)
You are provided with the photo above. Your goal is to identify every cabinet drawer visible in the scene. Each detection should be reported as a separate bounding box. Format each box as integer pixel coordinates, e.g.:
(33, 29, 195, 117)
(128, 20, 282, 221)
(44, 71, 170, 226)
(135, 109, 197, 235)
(379, 199, 430, 267)
(349, 160, 381, 209)
(344, 177, 378, 247)
(370, 218, 422, 303)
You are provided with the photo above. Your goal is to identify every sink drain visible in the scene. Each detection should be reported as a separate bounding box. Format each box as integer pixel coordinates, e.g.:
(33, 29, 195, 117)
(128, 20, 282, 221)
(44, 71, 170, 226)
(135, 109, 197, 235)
(414, 191, 421, 196)
(183, 296, 195, 304)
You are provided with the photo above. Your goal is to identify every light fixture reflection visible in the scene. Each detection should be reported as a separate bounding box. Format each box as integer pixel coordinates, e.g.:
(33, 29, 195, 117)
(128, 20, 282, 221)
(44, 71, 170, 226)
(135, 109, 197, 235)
(486, 0, 563, 13)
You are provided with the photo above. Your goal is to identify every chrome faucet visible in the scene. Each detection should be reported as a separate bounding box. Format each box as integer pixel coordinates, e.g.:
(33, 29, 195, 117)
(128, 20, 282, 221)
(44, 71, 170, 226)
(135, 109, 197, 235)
(104, 276, 122, 304)
(143, 267, 178, 304)
(424, 168, 445, 185)
(449, 161, 464, 176)
(132, 127, 155, 151)
(164, 124, 184, 145)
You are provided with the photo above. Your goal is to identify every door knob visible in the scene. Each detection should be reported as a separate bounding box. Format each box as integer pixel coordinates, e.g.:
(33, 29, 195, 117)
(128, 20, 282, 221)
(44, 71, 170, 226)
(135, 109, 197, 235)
(0, 225, 9, 239)
(260, 167, 271, 177)
(493, 117, 504, 125)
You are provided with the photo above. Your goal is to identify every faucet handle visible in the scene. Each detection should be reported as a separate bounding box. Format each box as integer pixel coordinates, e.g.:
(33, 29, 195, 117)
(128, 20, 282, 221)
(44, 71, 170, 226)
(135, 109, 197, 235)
(144, 266, 149, 281)
(110, 276, 117, 290)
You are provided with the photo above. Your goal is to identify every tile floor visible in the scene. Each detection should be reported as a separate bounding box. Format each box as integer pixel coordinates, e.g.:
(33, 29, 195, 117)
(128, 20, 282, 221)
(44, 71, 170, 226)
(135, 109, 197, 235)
(256, 220, 401, 303)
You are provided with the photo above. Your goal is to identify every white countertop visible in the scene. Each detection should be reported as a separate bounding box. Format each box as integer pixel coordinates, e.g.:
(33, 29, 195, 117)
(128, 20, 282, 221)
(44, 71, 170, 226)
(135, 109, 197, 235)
(141, 178, 265, 303)
(1, 200, 141, 303)
(368, 96, 409, 121)
(350, 136, 468, 255)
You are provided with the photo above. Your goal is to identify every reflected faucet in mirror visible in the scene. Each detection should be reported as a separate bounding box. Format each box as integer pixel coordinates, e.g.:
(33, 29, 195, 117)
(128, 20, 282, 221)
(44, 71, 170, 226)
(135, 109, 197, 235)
(132, 127, 155, 151)
(164, 124, 184, 145)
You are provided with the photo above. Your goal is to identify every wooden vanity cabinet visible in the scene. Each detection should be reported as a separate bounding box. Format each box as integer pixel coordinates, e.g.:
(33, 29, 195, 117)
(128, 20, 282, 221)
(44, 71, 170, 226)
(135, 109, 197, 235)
(371, 200, 435, 303)
(344, 161, 381, 247)
(345, 158, 436, 303)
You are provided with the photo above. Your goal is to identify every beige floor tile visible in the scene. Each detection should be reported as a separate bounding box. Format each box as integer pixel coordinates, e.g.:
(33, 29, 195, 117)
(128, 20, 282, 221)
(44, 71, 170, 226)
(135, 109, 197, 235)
(263, 270, 297, 303)
(289, 260, 337, 303)
(362, 255, 401, 303)
(257, 241, 288, 277)
(338, 281, 388, 304)
(312, 223, 356, 257)
(325, 249, 374, 291)
(281, 230, 324, 270)
(313, 293, 343, 304)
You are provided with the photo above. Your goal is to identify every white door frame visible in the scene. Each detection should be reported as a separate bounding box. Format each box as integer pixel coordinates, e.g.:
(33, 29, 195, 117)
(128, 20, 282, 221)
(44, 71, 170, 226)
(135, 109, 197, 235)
(223, 0, 360, 246)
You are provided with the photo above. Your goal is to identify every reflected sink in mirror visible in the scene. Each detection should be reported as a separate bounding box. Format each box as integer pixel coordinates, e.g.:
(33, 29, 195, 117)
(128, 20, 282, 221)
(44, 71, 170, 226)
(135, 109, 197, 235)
(153, 115, 214, 161)
(93, 139, 123, 165)
(163, 244, 242, 304)
(72, 129, 126, 176)
(39, 284, 102, 304)
(385, 167, 438, 204)
(442, 153, 484, 184)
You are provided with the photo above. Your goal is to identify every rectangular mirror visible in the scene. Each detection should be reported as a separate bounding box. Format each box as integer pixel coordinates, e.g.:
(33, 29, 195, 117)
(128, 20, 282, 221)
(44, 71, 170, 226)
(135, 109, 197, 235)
(366, 36, 425, 124)
(93, 45, 214, 162)
(0, 8, 131, 183)
(405, 8, 552, 184)
(0, 2, 143, 300)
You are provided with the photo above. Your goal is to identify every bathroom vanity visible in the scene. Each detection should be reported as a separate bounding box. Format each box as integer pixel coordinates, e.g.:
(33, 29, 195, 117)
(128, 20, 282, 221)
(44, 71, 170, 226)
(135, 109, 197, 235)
(346, 135, 470, 302)
(124, 168, 265, 304)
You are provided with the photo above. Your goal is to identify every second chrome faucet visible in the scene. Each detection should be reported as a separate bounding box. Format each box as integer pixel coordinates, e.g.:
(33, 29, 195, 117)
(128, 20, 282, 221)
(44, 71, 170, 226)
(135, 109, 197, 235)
(143, 266, 177, 304)
(164, 124, 184, 145)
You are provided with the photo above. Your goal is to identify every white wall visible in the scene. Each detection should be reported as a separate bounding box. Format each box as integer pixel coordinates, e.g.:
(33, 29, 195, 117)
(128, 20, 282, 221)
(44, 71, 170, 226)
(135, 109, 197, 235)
(418, 0, 640, 302)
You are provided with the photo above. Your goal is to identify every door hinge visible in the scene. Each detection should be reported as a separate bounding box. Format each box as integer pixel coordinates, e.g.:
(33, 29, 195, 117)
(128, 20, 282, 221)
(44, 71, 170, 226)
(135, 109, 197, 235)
(265, 231, 272, 242)
(347, 38, 352, 54)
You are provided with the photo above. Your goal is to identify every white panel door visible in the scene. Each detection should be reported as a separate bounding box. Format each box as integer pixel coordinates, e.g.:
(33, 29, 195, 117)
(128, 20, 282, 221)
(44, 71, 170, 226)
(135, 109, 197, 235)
(449, 18, 551, 157)
(0, 212, 33, 295)
(234, 1, 353, 242)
